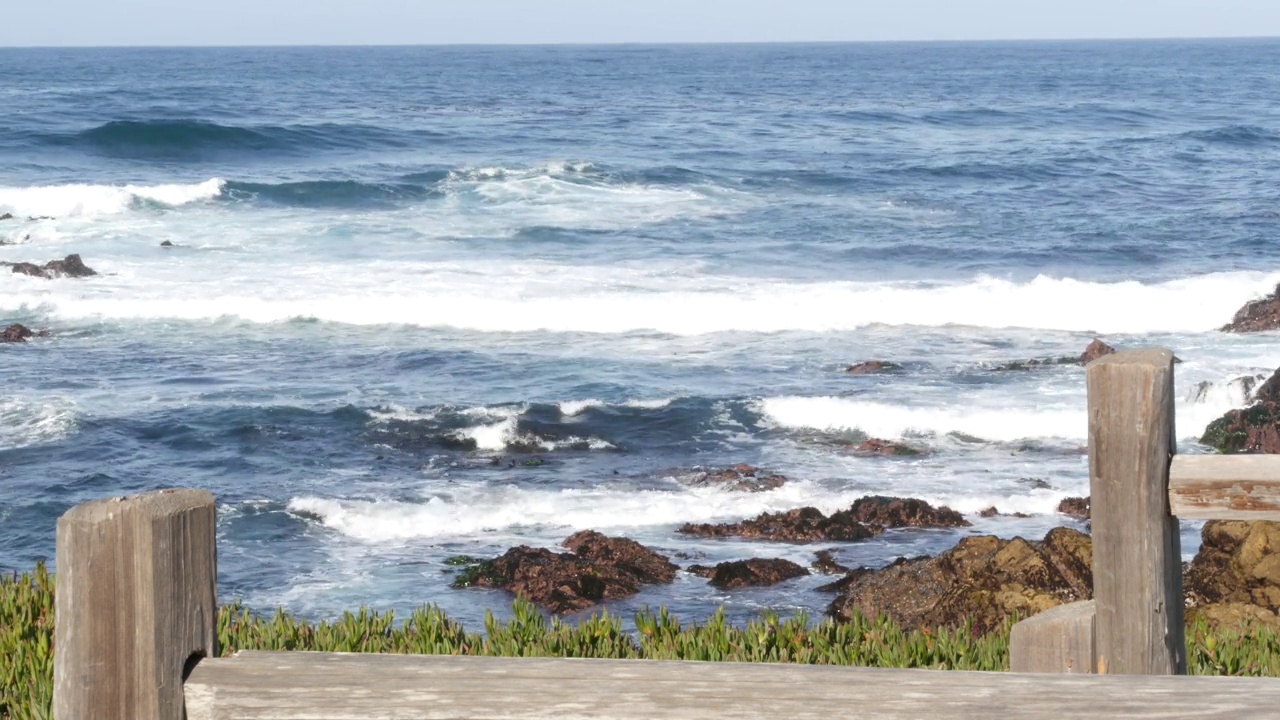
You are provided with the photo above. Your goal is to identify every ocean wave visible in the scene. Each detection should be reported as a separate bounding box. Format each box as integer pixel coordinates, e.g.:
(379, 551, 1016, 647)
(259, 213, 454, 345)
(11, 270, 1275, 335)
(364, 403, 620, 454)
(222, 179, 436, 208)
(1180, 125, 1280, 147)
(42, 119, 421, 160)
(0, 397, 77, 451)
(0, 178, 224, 217)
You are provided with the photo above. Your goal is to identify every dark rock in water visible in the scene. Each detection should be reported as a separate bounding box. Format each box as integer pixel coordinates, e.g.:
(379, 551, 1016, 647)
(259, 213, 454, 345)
(695, 558, 809, 589)
(2, 324, 39, 343)
(160, 240, 174, 247)
(845, 360, 900, 375)
(1056, 497, 1091, 519)
(979, 506, 1031, 519)
(685, 564, 717, 579)
(851, 438, 922, 457)
(450, 531, 676, 613)
(990, 356, 1077, 371)
(671, 464, 787, 493)
(26, 216, 53, 222)
(1252, 369, 1280, 405)
(1019, 477, 1053, 490)
(847, 496, 971, 528)
(1078, 338, 1116, 365)
(812, 549, 851, 575)
(678, 496, 967, 542)
(826, 526, 1094, 633)
(0, 213, 12, 221)
(1201, 402, 1280, 454)
(1222, 284, 1280, 333)
(4, 254, 97, 279)
(679, 506, 882, 542)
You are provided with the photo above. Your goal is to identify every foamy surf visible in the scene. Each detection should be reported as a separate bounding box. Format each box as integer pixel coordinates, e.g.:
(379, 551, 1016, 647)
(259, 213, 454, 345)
(0, 178, 225, 218)
(0, 397, 77, 450)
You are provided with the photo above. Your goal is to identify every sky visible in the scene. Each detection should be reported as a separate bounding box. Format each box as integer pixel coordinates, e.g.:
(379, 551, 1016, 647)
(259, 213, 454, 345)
(2, 0, 1280, 47)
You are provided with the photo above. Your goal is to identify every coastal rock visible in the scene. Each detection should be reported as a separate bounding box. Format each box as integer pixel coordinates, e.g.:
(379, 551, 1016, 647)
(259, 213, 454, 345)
(450, 531, 676, 613)
(1184, 520, 1280, 615)
(812, 549, 851, 575)
(845, 360, 900, 375)
(1186, 603, 1280, 631)
(670, 464, 787, 493)
(0, 213, 12, 221)
(1078, 338, 1116, 365)
(990, 356, 1077, 371)
(678, 496, 967, 543)
(1056, 496, 1091, 519)
(978, 506, 1031, 518)
(689, 558, 809, 589)
(679, 506, 882, 542)
(2, 324, 39, 343)
(1200, 403, 1280, 454)
(851, 438, 922, 457)
(160, 240, 174, 247)
(826, 527, 1094, 633)
(1221, 284, 1280, 333)
(846, 495, 971, 528)
(4, 254, 97, 279)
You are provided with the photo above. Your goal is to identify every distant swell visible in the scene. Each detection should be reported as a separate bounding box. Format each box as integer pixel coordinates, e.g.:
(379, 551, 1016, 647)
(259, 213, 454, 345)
(1181, 125, 1280, 146)
(42, 119, 425, 160)
(223, 180, 437, 208)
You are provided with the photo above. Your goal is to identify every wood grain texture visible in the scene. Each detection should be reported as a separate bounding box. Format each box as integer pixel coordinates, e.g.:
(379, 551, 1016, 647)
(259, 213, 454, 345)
(54, 489, 218, 720)
(1086, 348, 1185, 675)
(1010, 600, 1096, 674)
(1169, 454, 1280, 520)
(185, 651, 1280, 720)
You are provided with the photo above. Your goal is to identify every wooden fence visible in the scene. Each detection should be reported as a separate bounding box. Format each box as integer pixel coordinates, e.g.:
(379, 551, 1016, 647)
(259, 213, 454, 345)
(50, 348, 1280, 719)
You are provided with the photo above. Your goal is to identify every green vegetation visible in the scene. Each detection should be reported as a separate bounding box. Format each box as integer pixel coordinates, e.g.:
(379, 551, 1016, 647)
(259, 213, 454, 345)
(5, 563, 1280, 719)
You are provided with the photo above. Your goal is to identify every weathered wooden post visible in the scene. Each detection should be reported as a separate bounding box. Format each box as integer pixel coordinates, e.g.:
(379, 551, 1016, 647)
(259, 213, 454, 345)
(1086, 348, 1184, 674)
(54, 488, 218, 720)
(1009, 600, 1096, 673)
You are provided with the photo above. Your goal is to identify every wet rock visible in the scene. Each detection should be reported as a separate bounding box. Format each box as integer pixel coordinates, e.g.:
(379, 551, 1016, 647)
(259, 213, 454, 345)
(847, 496, 971, 528)
(978, 507, 1031, 519)
(4, 254, 97, 279)
(451, 531, 676, 614)
(990, 356, 1077, 371)
(1200, 402, 1280, 454)
(0, 213, 12, 221)
(1056, 497, 1091, 519)
(671, 464, 787, 493)
(851, 438, 922, 457)
(812, 549, 851, 575)
(826, 527, 1094, 633)
(694, 558, 809, 589)
(160, 240, 174, 247)
(1078, 338, 1116, 365)
(678, 496, 967, 543)
(1221, 284, 1280, 333)
(679, 506, 882, 542)
(2, 324, 38, 343)
(845, 360, 900, 375)
(1019, 477, 1053, 490)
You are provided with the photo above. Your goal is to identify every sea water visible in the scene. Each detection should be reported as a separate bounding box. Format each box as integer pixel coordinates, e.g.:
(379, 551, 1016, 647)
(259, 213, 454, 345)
(2, 41, 1280, 626)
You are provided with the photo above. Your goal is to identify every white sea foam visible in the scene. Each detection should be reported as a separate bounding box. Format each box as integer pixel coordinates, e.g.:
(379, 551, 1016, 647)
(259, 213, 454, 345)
(0, 397, 77, 450)
(6, 266, 1275, 335)
(759, 396, 1085, 442)
(0, 179, 224, 217)
(365, 405, 437, 423)
(558, 397, 676, 416)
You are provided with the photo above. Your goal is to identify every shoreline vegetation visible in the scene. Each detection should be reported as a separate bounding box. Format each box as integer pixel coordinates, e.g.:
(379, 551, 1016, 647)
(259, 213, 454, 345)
(4, 566, 1280, 720)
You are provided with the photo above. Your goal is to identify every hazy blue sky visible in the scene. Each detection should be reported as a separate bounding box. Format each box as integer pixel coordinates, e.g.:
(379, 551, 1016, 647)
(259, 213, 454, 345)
(3, 0, 1279, 47)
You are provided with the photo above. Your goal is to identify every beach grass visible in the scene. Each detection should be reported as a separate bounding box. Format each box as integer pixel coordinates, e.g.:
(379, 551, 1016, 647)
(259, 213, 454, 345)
(4, 563, 1280, 719)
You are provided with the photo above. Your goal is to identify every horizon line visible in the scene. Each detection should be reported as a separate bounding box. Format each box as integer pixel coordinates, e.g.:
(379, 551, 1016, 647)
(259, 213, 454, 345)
(3, 34, 1280, 50)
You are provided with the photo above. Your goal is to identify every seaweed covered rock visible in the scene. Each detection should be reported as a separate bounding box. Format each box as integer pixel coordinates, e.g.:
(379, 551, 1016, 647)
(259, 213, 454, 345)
(687, 558, 809, 589)
(1222, 284, 1280, 333)
(1200, 402, 1280, 454)
(2, 324, 40, 343)
(669, 464, 787, 493)
(451, 531, 676, 613)
(847, 496, 970, 528)
(1056, 496, 1091, 519)
(679, 506, 882, 542)
(825, 527, 1094, 633)
(845, 360, 900, 375)
(3, 254, 97, 279)
(1184, 520, 1280, 614)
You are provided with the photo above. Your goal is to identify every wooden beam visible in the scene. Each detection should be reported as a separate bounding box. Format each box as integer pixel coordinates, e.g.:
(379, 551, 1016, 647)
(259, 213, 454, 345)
(54, 489, 218, 720)
(1086, 348, 1185, 675)
(1169, 454, 1280, 520)
(185, 651, 1280, 719)
(1010, 600, 1096, 674)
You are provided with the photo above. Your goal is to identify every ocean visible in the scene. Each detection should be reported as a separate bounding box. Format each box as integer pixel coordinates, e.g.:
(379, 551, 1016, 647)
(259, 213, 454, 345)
(2, 40, 1279, 627)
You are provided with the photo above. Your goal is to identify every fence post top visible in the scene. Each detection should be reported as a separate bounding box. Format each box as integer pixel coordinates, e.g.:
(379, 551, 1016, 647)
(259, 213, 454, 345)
(1086, 347, 1175, 368)
(58, 488, 215, 525)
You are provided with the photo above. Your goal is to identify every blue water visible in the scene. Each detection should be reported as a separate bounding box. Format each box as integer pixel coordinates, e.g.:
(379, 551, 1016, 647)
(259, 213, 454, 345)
(3, 40, 1280, 626)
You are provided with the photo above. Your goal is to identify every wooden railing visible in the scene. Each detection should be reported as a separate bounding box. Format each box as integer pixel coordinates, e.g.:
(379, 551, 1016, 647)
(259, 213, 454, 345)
(50, 348, 1280, 719)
